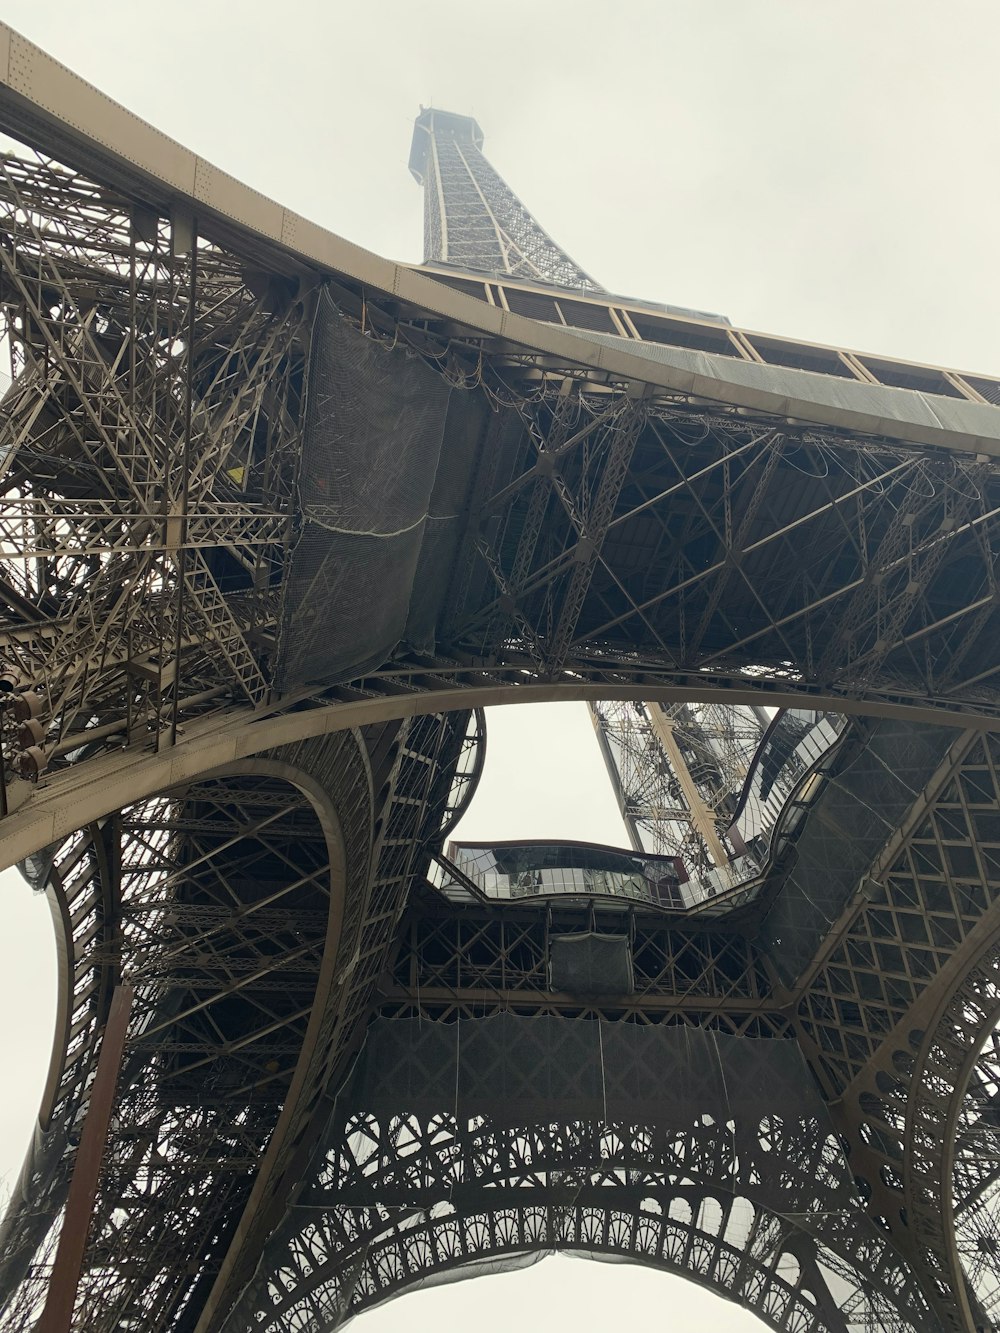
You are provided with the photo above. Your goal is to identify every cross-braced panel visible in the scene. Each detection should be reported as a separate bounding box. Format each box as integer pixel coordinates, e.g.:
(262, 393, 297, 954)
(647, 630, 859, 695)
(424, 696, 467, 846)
(0, 136, 311, 813)
(0, 736, 362, 1331)
(1, 60, 1000, 1333)
(231, 1017, 934, 1332)
(952, 1021, 1000, 1323)
(798, 733, 1000, 1097)
(411, 109, 601, 290)
(383, 892, 785, 1036)
(439, 379, 1000, 719)
(185, 709, 481, 1328)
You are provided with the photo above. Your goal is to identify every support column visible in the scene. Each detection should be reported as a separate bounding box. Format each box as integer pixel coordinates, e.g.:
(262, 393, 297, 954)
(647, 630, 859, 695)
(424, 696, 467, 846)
(36, 983, 134, 1333)
(647, 703, 729, 869)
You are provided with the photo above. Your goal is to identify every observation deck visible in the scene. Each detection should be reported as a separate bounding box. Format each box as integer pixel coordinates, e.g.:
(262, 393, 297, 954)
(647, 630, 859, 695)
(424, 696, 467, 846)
(434, 708, 846, 916)
(440, 839, 687, 907)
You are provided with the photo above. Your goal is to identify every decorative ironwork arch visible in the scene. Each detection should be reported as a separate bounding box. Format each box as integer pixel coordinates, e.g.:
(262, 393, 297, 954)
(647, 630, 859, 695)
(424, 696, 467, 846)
(2, 26, 1000, 1333)
(237, 1104, 934, 1333)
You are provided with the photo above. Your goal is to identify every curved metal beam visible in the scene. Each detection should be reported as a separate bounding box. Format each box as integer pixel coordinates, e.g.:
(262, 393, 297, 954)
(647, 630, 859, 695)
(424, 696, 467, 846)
(906, 935, 1000, 1333)
(177, 756, 353, 1333)
(0, 749, 358, 1329)
(3, 677, 999, 874)
(0, 24, 997, 459)
(242, 1103, 930, 1333)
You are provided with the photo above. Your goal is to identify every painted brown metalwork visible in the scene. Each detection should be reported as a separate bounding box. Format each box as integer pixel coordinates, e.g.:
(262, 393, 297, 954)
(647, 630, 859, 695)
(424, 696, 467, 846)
(36, 982, 133, 1333)
(0, 26, 999, 1333)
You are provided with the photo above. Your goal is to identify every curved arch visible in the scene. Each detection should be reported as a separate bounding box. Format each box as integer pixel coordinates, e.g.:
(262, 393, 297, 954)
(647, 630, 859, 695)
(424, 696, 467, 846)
(841, 907, 1000, 1332)
(0, 821, 119, 1309)
(229, 1082, 938, 1333)
(437, 708, 487, 840)
(904, 937, 1000, 1333)
(5, 25, 996, 463)
(182, 750, 359, 1326)
(950, 1024, 1000, 1321)
(4, 676, 995, 874)
(240, 1107, 931, 1333)
(1, 711, 476, 1331)
(326, 1197, 830, 1333)
(0, 736, 368, 1330)
(39, 823, 120, 1129)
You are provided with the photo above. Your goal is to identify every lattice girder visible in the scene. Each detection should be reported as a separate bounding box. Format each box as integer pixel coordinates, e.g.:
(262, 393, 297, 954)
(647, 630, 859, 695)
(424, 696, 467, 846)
(0, 139, 310, 795)
(231, 1025, 935, 1333)
(217, 719, 1000, 1333)
(410, 108, 602, 291)
(1, 39, 1000, 1333)
(438, 386, 1000, 719)
(0, 745, 354, 1329)
(0, 711, 476, 1332)
(2, 136, 1000, 831)
(383, 890, 784, 1035)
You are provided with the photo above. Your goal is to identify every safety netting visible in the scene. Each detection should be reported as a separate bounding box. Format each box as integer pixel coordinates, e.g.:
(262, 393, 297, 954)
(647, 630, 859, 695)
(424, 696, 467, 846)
(277, 294, 491, 690)
(349, 1013, 825, 1128)
(227, 1015, 935, 1333)
(760, 718, 953, 987)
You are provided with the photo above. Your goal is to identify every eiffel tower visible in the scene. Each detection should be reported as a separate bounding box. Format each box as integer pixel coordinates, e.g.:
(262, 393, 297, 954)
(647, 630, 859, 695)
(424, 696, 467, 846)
(1, 28, 1000, 1333)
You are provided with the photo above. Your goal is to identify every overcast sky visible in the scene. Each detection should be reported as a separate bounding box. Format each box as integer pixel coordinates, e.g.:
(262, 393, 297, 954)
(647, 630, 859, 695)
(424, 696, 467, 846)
(0, 2, 998, 1329)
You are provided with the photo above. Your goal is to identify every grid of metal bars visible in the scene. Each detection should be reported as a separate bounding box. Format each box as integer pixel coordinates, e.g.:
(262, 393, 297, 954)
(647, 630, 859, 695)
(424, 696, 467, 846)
(0, 93, 999, 1333)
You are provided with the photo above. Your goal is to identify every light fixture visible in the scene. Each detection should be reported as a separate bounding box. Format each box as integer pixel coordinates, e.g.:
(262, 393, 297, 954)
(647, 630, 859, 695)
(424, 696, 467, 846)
(8, 690, 43, 722)
(13, 745, 49, 780)
(16, 718, 46, 747)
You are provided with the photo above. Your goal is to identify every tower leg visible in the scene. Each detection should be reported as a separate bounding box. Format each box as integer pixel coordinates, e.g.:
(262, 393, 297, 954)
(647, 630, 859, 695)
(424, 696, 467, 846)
(36, 984, 134, 1333)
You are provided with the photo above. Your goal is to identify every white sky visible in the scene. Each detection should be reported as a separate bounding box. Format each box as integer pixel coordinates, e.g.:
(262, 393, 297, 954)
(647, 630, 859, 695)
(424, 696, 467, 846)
(0, 1, 998, 1329)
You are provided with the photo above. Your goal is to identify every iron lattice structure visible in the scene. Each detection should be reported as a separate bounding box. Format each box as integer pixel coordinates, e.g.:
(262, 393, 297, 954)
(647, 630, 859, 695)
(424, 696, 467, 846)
(592, 700, 767, 887)
(409, 108, 602, 290)
(0, 28, 999, 1333)
(590, 703, 850, 906)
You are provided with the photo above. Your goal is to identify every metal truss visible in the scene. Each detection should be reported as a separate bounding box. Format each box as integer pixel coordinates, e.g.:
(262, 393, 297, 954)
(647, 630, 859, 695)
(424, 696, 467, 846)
(0, 736, 356, 1330)
(795, 733, 1000, 1096)
(197, 709, 478, 1329)
(410, 109, 601, 290)
(0, 138, 311, 812)
(1, 63, 1000, 1333)
(233, 1056, 931, 1333)
(591, 700, 768, 876)
(406, 94, 999, 928)
(382, 889, 785, 1035)
(589, 703, 848, 912)
(775, 730, 1000, 1331)
(0, 820, 114, 1308)
(0, 707, 477, 1332)
(951, 998, 1000, 1324)
(2, 134, 998, 828)
(212, 719, 1000, 1333)
(435, 377, 1000, 720)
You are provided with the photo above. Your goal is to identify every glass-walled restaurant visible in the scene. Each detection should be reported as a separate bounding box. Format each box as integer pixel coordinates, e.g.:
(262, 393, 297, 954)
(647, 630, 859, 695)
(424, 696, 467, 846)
(433, 710, 846, 914)
(442, 841, 687, 907)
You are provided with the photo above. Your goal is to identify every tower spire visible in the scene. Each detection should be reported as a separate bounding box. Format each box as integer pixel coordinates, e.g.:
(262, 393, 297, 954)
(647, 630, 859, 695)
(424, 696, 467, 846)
(410, 107, 602, 291)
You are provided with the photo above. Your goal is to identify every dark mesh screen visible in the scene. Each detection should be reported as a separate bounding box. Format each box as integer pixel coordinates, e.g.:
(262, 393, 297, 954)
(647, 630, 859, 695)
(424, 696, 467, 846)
(350, 1014, 822, 1128)
(233, 1016, 923, 1333)
(549, 932, 634, 994)
(278, 296, 480, 689)
(404, 387, 487, 652)
(761, 719, 953, 987)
